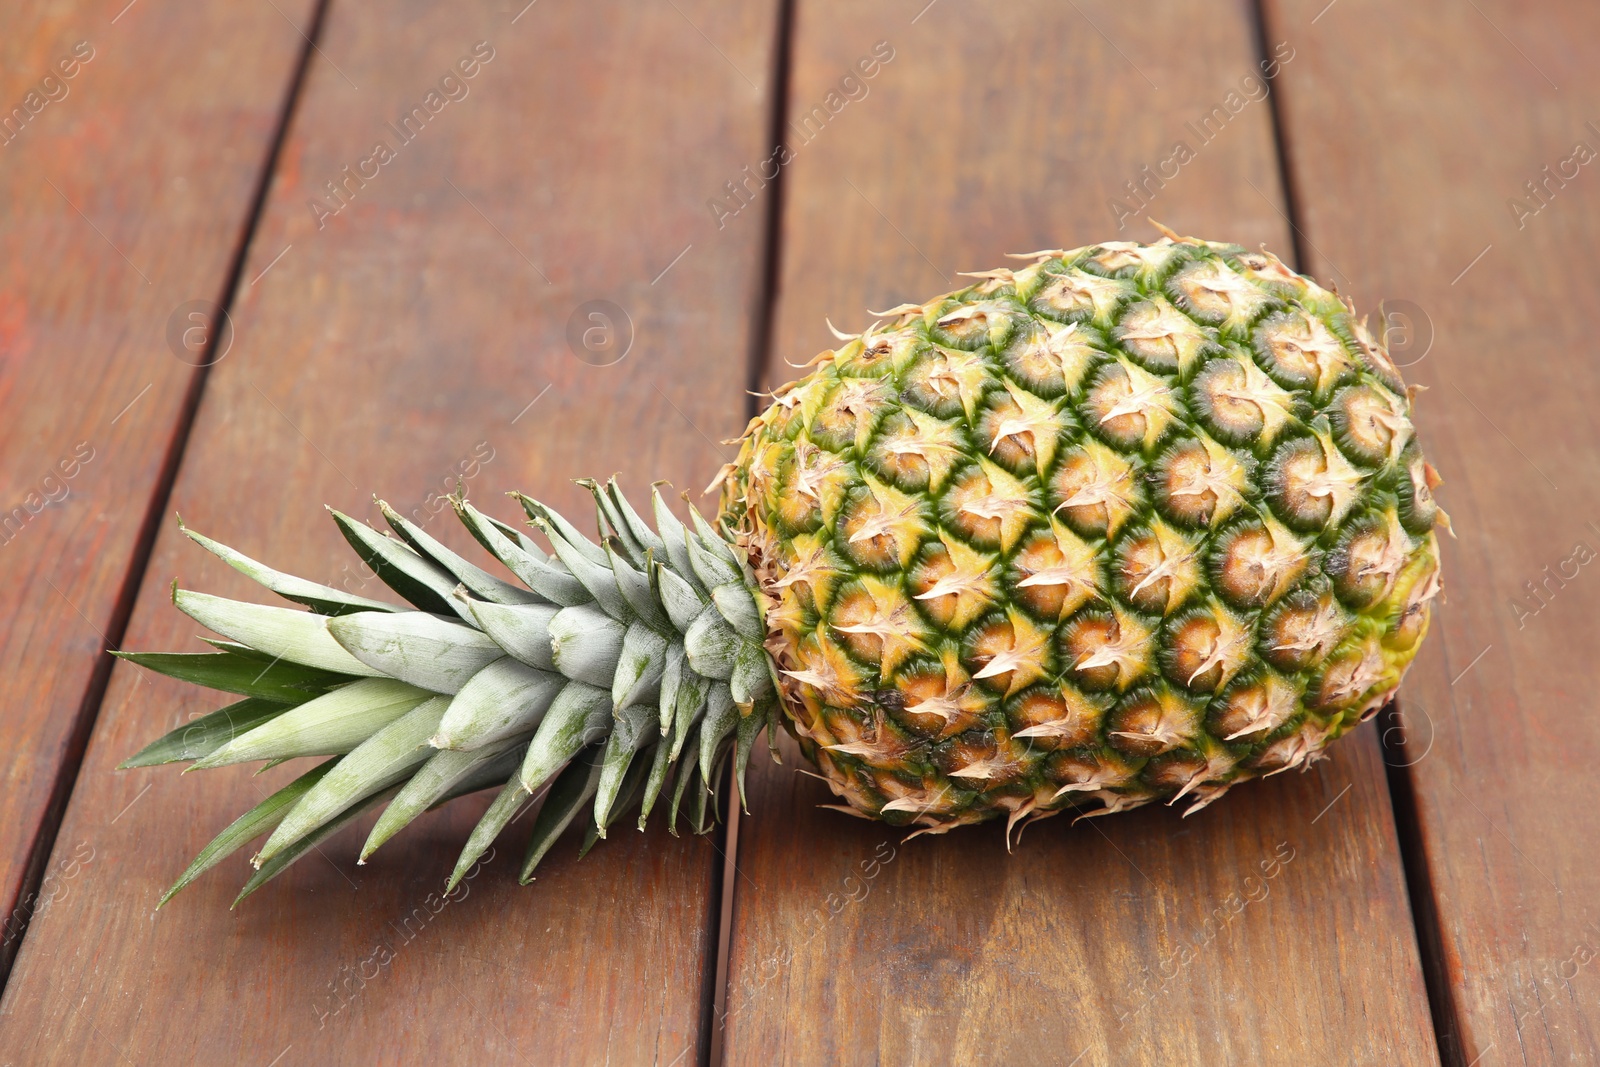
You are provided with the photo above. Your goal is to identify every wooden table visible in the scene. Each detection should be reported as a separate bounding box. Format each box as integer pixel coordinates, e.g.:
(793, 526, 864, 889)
(1, 1, 1594, 1063)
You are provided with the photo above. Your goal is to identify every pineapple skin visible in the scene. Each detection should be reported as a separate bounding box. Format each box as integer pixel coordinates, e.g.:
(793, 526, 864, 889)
(718, 235, 1444, 837)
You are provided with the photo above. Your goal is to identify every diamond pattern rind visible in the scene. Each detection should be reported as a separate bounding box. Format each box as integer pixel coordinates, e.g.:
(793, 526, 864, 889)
(721, 237, 1444, 835)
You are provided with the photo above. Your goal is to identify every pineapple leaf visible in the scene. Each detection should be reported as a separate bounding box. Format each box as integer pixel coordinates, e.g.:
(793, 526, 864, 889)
(160, 759, 336, 906)
(650, 485, 704, 594)
(683, 608, 740, 679)
(325, 611, 503, 694)
(179, 524, 399, 616)
(431, 657, 562, 752)
(592, 703, 654, 834)
(733, 700, 766, 813)
(520, 745, 605, 882)
(698, 683, 738, 787)
(604, 542, 671, 631)
(637, 725, 678, 830)
(329, 508, 459, 616)
(581, 752, 651, 858)
(120, 698, 290, 768)
(361, 739, 525, 861)
(546, 605, 625, 686)
(539, 521, 634, 620)
(255, 697, 448, 866)
(192, 678, 432, 769)
(513, 495, 608, 566)
(376, 499, 541, 606)
(457, 597, 559, 672)
(517, 681, 610, 793)
(612, 622, 667, 712)
(173, 589, 383, 677)
(112, 650, 350, 704)
(448, 775, 534, 892)
(454, 499, 589, 606)
(668, 743, 702, 837)
(605, 477, 667, 562)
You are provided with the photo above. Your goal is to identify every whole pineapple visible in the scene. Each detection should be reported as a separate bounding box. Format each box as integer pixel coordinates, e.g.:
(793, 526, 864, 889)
(121, 231, 1445, 902)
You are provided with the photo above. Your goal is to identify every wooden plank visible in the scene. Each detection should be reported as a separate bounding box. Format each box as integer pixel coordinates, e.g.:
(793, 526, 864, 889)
(0, 0, 780, 1062)
(721, 2, 1442, 1063)
(1262, 1, 1600, 1062)
(0, 0, 313, 971)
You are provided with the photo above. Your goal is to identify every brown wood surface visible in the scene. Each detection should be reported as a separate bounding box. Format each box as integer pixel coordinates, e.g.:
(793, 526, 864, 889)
(1264, 1, 1600, 1063)
(0, 0, 314, 974)
(722, 2, 1441, 1064)
(0, 0, 780, 1062)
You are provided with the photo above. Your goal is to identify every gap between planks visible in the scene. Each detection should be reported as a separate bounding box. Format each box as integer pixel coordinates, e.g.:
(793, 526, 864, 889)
(0, 0, 337, 994)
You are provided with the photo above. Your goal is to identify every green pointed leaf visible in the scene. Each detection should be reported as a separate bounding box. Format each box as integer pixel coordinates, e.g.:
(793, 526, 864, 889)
(581, 479, 646, 565)
(181, 525, 399, 616)
(520, 746, 605, 882)
(455, 499, 588, 606)
(547, 605, 625, 686)
(174, 590, 382, 677)
(688, 505, 742, 567)
(113, 650, 348, 703)
(668, 734, 702, 836)
(730, 642, 776, 705)
(256, 697, 448, 865)
(362, 739, 524, 860)
(592, 704, 654, 835)
(651, 486, 705, 594)
(671, 667, 710, 762)
(658, 641, 686, 736)
(461, 598, 557, 671)
(330, 509, 459, 616)
(514, 495, 608, 566)
(325, 611, 502, 694)
(684, 527, 741, 592)
(683, 607, 740, 680)
(699, 683, 738, 787)
(518, 682, 611, 793)
(612, 622, 667, 712)
(121, 699, 289, 768)
(654, 561, 706, 633)
(606, 478, 667, 562)
(193, 678, 432, 768)
(638, 725, 677, 831)
(539, 521, 633, 620)
(433, 657, 563, 751)
(582, 752, 652, 857)
(711, 582, 763, 642)
(159, 760, 336, 905)
(448, 775, 534, 892)
(605, 542, 670, 631)
(733, 701, 766, 813)
(378, 499, 541, 606)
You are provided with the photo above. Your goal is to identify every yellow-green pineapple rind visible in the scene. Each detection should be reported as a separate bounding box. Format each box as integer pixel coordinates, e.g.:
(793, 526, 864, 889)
(718, 234, 1445, 836)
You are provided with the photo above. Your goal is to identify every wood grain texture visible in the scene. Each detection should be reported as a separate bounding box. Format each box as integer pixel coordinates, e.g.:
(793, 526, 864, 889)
(722, 2, 1441, 1064)
(0, 0, 313, 971)
(1264, 1, 1600, 1063)
(0, 0, 780, 1062)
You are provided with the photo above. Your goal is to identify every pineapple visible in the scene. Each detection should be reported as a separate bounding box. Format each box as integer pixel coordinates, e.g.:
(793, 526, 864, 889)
(120, 230, 1446, 903)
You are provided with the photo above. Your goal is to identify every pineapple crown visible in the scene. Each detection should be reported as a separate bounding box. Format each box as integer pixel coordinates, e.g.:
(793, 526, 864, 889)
(120, 482, 776, 904)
